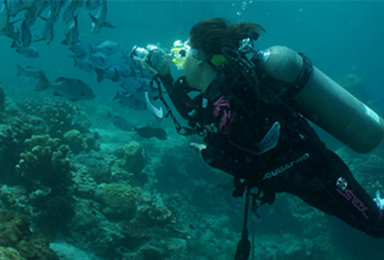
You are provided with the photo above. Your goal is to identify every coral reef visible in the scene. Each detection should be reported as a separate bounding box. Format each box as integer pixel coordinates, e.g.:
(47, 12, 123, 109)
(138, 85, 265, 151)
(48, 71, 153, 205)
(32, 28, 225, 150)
(0, 246, 26, 260)
(19, 99, 90, 139)
(114, 141, 146, 174)
(134, 190, 174, 227)
(0, 124, 21, 185)
(0, 185, 30, 214)
(108, 141, 148, 186)
(14, 134, 77, 236)
(63, 130, 100, 154)
(63, 129, 87, 154)
(0, 209, 59, 260)
(96, 183, 140, 221)
(16, 134, 73, 195)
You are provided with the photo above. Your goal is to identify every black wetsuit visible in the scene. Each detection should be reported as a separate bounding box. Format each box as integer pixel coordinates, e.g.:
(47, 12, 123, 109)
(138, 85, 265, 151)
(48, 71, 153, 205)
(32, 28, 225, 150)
(158, 66, 384, 238)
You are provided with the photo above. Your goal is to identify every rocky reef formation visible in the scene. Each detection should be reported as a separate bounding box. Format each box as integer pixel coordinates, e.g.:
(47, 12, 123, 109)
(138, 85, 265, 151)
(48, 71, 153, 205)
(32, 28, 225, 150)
(20, 99, 87, 138)
(0, 209, 59, 260)
(96, 183, 140, 221)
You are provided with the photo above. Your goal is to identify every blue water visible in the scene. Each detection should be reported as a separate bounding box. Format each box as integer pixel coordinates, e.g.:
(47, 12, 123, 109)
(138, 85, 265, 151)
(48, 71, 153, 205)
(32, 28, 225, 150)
(1, 1, 384, 260)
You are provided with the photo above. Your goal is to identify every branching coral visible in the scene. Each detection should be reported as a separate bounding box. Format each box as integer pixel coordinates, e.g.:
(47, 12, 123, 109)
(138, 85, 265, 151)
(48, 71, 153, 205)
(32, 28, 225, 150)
(16, 134, 73, 195)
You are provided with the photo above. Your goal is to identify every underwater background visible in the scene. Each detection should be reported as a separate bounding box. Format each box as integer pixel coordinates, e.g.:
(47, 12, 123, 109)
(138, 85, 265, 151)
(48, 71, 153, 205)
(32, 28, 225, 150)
(0, 1, 384, 260)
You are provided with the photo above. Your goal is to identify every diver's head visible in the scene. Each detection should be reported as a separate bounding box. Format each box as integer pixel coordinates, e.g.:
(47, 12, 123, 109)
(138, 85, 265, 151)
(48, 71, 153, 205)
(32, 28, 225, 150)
(188, 18, 265, 67)
(181, 18, 265, 91)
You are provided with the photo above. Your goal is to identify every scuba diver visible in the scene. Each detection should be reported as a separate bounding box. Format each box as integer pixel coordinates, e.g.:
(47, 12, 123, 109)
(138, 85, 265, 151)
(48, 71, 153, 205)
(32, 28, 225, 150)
(131, 18, 384, 259)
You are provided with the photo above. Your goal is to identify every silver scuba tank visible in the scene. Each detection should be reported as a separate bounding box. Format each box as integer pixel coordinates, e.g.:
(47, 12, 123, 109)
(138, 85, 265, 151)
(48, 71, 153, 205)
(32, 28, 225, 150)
(254, 45, 384, 154)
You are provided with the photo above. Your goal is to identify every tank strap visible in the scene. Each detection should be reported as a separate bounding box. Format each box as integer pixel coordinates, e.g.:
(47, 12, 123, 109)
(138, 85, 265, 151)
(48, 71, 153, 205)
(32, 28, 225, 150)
(283, 53, 313, 100)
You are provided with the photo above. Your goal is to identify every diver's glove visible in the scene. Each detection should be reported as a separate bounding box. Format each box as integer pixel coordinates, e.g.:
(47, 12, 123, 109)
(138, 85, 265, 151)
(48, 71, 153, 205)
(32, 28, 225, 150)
(374, 190, 384, 210)
(131, 45, 171, 75)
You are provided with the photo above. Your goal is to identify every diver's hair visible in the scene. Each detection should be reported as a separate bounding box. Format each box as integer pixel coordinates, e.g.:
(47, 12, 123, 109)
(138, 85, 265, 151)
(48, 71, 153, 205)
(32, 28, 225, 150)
(189, 18, 265, 57)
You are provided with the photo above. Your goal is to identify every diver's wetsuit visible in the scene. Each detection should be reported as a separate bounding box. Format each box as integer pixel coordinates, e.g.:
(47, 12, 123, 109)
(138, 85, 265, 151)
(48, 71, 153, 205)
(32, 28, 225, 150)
(158, 69, 384, 238)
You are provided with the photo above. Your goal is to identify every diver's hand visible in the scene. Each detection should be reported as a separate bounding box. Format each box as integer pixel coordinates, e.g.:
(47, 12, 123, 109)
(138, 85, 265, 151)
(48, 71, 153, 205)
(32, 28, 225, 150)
(190, 142, 207, 161)
(147, 48, 171, 76)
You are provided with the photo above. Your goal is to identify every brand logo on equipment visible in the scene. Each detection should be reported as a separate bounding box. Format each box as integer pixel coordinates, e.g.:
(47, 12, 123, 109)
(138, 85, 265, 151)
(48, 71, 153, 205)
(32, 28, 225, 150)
(336, 188, 369, 220)
(263, 153, 310, 180)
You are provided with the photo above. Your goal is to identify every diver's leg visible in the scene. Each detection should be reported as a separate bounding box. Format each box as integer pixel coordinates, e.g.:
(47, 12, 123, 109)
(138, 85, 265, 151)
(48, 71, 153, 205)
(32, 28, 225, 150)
(291, 150, 384, 238)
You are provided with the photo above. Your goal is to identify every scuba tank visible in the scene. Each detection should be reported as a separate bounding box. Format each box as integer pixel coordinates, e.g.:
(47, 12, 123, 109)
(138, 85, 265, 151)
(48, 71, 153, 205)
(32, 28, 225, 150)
(253, 45, 384, 154)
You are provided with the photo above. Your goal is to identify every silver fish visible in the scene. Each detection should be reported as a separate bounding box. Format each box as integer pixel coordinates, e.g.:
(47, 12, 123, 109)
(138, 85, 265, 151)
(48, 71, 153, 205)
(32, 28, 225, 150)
(20, 19, 32, 47)
(24, 0, 50, 27)
(50, 0, 66, 17)
(89, 51, 108, 67)
(89, 40, 121, 56)
(62, 0, 83, 24)
(73, 57, 96, 72)
(11, 41, 39, 58)
(89, 2, 114, 35)
(0, 2, 9, 34)
(85, 0, 104, 10)
(6, 0, 24, 17)
(40, 18, 55, 45)
(16, 64, 45, 78)
(61, 14, 79, 46)
(5, 21, 20, 42)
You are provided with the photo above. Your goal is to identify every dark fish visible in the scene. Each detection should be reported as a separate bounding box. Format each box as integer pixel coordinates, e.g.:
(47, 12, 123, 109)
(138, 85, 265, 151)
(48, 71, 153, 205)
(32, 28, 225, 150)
(11, 41, 39, 58)
(89, 2, 115, 35)
(107, 111, 133, 132)
(134, 126, 167, 140)
(36, 74, 95, 101)
(113, 90, 147, 111)
(16, 64, 45, 78)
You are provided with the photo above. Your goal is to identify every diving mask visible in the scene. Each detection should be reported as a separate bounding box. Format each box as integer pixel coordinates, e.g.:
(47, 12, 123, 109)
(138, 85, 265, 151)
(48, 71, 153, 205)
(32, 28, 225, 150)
(171, 40, 196, 69)
(171, 39, 228, 69)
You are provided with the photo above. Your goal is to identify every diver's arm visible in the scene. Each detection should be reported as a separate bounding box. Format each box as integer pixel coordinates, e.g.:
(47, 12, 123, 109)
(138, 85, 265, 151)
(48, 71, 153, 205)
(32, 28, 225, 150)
(158, 74, 199, 120)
